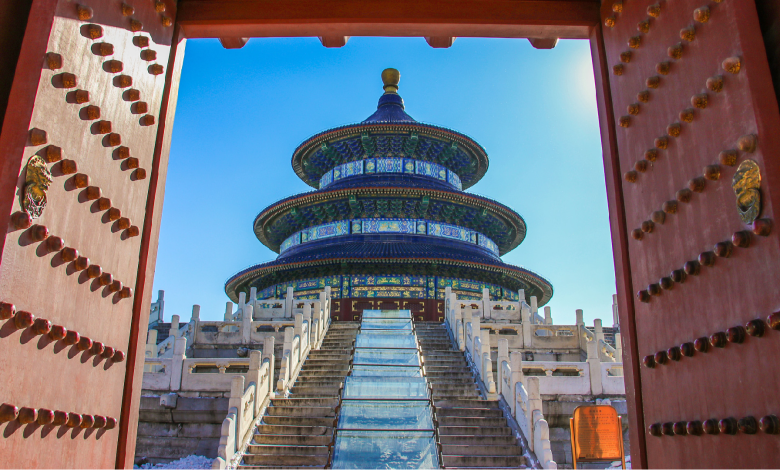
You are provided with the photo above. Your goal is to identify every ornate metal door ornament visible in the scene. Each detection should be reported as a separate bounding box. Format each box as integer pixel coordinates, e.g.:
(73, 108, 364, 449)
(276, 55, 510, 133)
(21, 155, 53, 218)
(732, 159, 761, 224)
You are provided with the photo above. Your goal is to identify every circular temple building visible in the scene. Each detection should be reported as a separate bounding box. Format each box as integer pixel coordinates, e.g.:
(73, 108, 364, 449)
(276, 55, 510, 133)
(225, 69, 552, 321)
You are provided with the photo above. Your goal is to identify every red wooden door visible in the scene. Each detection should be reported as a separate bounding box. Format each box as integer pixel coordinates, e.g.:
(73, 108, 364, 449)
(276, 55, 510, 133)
(0, 1, 182, 467)
(595, 0, 780, 467)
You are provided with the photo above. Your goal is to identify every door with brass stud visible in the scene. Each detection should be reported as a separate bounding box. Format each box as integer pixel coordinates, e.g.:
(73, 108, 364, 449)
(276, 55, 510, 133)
(596, 0, 780, 466)
(0, 0, 182, 467)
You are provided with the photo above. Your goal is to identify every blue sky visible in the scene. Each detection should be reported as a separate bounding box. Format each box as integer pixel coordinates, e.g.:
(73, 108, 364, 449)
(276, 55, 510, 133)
(153, 37, 616, 327)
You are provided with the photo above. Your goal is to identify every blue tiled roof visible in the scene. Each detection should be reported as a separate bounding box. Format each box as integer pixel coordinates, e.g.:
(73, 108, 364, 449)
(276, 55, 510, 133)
(322, 173, 455, 192)
(277, 234, 499, 262)
(362, 93, 417, 123)
(224, 237, 553, 304)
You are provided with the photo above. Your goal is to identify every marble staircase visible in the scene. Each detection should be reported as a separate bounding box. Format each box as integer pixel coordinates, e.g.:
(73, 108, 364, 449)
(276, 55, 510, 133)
(416, 322, 527, 469)
(238, 322, 359, 469)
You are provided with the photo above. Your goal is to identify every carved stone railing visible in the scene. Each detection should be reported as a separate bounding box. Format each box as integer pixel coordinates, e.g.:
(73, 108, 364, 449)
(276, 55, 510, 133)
(214, 350, 273, 469)
(462, 312, 497, 399)
(445, 330, 625, 470)
(211, 318, 330, 469)
(495, 341, 556, 469)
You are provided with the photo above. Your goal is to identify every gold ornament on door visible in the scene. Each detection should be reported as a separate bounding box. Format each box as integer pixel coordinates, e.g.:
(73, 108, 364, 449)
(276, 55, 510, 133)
(21, 155, 53, 218)
(732, 159, 761, 224)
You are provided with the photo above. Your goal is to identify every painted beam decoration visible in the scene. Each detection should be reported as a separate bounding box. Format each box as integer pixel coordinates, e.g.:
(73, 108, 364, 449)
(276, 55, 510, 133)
(320, 157, 463, 190)
(278, 218, 500, 256)
(254, 274, 520, 301)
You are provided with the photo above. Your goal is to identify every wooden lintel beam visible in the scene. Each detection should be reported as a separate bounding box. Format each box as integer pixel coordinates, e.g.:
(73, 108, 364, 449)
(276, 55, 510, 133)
(176, 0, 600, 40)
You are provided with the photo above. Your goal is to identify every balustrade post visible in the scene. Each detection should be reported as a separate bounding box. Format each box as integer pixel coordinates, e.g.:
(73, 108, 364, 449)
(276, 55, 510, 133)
(242, 305, 253, 344)
(615, 332, 623, 363)
(277, 327, 294, 391)
(229, 375, 245, 446)
(146, 329, 158, 358)
(170, 336, 187, 391)
(543, 306, 552, 325)
(497, 339, 509, 397)
(471, 313, 481, 358)
(248, 350, 264, 415)
(285, 287, 294, 318)
(521, 303, 532, 348)
(191, 305, 200, 328)
(262, 336, 275, 390)
(594, 318, 604, 344)
(250, 286, 257, 308)
(526, 376, 542, 451)
(238, 292, 247, 320)
(224, 301, 234, 321)
(481, 288, 490, 320)
(444, 286, 452, 327)
(169, 315, 180, 339)
(452, 294, 464, 350)
(530, 296, 538, 323)
(612, 294, 619, 328)
(587, 339, 603, 395)
(509, 352, 524, 417)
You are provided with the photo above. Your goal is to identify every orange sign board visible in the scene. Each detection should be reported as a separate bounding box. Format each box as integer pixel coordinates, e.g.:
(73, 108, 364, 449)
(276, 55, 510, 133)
(570, 405, 625, 469)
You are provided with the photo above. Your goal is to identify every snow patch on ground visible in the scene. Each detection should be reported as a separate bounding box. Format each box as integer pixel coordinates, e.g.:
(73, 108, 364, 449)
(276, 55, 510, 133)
(607, 455, 631, 469)
(135, 455, 213, 469)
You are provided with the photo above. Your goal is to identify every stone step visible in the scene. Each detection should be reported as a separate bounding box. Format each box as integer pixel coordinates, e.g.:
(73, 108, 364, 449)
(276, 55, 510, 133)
(252, 434, 332, 446)
(438, 416, 507, 427)
(270, 398, 338, 407)
(428, 378, 476, 386)
(428, 381, 476, 388)
(438, 426, 512, 436)
(441, 454, 526, 468)
(300, 365, 350, 372)
(434, 399, 499, 409)
(266, 406, 336, 418)
(432, 388, 480, 397)
(304, 355, 352, 360)
(290, 386, 341, 397)
(307, 350, 352, 355)
(442, 444, 522, 456)
(439, 435, 518, 446)
(444, 465, 533, 470)
(436, 407, 503, 418)
(426, 372, 473, 379)
(297, 370, 349, 377)
(245, 444, 329, 456)
(301, 359, 351, 366)
(255, 424, 332, 436)
(263, 416, 336, 427)
(293, 380, 344, 389)
(238, 465, 324, 469)
(433, 391, 481, 399)
(241, 453, 328, 467)
(426, 366, 471, 373)
(295, 375, 346, 382)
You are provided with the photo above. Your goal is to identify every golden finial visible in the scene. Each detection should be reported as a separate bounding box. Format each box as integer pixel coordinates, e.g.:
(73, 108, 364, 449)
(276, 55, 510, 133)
(381, 68, 400, 94)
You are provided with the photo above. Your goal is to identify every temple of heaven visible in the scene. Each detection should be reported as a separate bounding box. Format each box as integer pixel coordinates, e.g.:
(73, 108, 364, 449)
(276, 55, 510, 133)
(225, 69, 553, 321)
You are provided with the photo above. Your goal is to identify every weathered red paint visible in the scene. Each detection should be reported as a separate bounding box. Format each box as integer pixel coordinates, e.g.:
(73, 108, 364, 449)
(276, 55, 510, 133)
(601, 0, 780, 466)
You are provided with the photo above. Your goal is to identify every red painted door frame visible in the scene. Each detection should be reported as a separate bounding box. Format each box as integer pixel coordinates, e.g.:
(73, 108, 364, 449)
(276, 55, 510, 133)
(4, 0, 778, 468)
